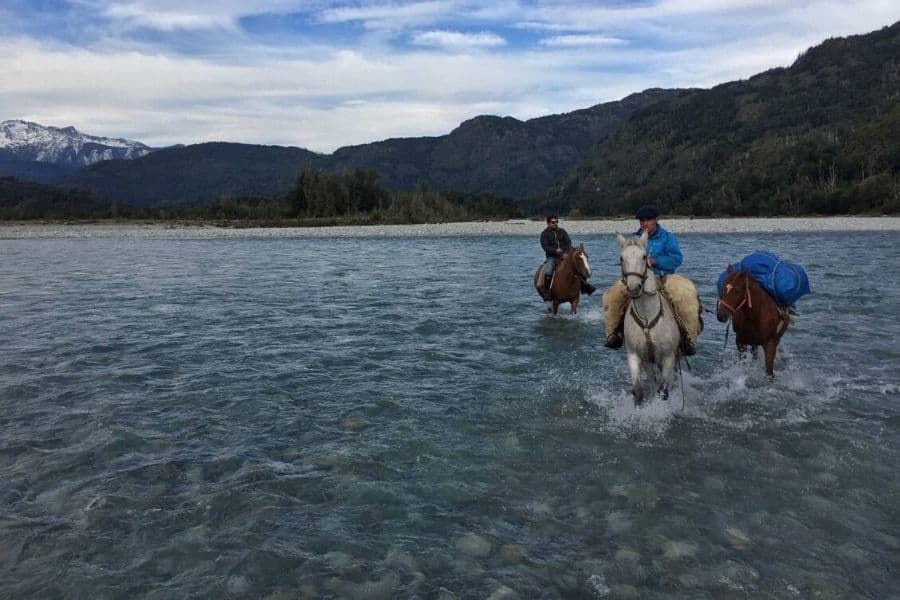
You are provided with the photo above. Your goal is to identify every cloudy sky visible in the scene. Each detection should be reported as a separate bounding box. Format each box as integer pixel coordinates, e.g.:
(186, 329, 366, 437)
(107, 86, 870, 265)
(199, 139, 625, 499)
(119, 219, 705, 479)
(2, 1, 898, 153)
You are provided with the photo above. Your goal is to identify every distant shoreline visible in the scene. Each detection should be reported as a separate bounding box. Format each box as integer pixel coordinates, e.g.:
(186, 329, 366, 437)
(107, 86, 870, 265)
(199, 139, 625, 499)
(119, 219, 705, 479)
(1, 216, 899, 239)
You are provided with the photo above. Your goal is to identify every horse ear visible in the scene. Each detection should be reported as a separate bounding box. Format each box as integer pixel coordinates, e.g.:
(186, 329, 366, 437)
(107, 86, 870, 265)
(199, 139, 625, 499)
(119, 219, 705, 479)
(727, 264, 733, 274)
(638, 231, 649, 247)
(616, 234, 627, 248)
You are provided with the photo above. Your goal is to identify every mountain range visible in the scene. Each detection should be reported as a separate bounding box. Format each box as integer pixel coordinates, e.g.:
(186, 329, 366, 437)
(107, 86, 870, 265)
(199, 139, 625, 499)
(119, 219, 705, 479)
(2, 20, 898, 215)
(51, 87, 684, 208)
(0, 120, 153, 180)
(545, 21, 900, 215)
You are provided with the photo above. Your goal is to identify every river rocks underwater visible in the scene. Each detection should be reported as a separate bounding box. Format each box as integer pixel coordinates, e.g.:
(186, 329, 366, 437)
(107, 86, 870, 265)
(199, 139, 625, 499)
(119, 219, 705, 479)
(1, 230, 897, 598)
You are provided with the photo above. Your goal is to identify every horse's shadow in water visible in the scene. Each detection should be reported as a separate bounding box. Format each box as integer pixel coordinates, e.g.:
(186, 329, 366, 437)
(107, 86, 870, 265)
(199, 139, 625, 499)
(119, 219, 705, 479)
(716, 265, 790, 379)
(617, 233, 682, 406)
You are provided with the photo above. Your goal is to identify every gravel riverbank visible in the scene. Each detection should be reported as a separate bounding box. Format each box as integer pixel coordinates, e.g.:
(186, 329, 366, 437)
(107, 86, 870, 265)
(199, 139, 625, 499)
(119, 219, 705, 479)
(1, 217, 898, 239)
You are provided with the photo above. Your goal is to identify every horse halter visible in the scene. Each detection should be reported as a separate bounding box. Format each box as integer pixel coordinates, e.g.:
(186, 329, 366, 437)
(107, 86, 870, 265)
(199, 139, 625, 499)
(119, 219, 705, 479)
(718, 275, 753, 317)
(620, 245, 650, 289)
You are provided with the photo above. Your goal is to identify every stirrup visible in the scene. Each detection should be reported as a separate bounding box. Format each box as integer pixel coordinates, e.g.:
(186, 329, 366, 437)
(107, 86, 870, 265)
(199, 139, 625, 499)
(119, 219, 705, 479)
(604, 331, 623, 349)
(543, 277, 553, 300)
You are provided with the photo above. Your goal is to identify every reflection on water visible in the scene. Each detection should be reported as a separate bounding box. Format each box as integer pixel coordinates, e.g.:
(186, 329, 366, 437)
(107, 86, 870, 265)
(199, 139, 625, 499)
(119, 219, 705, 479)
(0, 232, 897, 598)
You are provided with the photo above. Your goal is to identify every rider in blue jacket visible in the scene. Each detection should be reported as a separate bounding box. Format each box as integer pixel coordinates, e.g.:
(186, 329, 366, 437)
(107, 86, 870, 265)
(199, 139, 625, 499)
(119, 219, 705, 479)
(641, 219, 683, 276)
(602, 204, 701, 355)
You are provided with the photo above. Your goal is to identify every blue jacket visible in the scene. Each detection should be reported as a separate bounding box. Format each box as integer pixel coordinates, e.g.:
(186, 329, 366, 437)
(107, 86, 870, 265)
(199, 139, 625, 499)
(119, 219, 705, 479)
(635, 224, 683, 276)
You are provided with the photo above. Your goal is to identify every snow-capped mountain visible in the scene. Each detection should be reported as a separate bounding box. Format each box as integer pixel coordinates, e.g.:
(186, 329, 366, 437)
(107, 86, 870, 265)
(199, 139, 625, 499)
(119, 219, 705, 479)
(0, 119, 153, 167)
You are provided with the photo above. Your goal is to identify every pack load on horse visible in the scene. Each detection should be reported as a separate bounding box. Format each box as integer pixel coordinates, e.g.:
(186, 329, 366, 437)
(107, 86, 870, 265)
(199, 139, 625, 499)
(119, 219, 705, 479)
(613, 232, 683, 404)
(602, 205, 703, 357)
(535, 215, 596, 314)
(716, 251, 811, 377)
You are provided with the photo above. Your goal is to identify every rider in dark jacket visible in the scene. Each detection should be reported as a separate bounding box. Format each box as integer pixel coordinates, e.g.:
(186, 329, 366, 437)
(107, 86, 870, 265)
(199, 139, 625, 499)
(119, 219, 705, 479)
(540, 215, 595, 299)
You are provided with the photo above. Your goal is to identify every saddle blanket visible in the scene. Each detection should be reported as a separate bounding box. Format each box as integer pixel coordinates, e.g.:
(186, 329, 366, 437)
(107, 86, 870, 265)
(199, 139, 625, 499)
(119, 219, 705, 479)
(717, 251, 811, 307)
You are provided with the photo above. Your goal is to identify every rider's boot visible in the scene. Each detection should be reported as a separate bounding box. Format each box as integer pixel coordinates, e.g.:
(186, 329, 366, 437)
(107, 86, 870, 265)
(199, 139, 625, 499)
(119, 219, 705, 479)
(543, 275, 553, 300)
(580, 279, 597, 295)
(604, 324, 624, 349)
(679, 328, 696, 356)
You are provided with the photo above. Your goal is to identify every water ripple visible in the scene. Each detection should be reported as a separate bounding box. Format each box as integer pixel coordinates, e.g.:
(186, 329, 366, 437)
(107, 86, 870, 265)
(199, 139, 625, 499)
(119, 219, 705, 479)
(1, 233, 898, 598)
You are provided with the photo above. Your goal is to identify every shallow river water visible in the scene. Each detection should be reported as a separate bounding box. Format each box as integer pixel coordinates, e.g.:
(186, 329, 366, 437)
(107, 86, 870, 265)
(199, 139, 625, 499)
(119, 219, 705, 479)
(1, 231, 898, 599)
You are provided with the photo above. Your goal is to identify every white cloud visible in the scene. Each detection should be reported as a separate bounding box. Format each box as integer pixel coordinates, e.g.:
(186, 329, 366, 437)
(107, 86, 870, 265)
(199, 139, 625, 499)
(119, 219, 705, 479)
(2, 1, 898, 152)
(411, 30, 507, 48)
(101, 5, 238, 31)
(69, 0, 323, 32)
(317, 1, 456, 30)
(540, 34, 625, 47)
(1, 37, 566, 150)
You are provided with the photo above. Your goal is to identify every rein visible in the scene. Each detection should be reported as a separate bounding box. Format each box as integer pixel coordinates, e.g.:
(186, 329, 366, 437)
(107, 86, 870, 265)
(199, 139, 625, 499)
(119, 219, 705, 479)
(621, 249, 664, 362)
(627, 288, 664, 364)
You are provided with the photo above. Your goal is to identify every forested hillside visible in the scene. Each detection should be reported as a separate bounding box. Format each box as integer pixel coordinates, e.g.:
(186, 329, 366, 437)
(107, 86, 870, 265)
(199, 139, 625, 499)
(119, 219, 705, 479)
(58, 89, 682, 207)
(544, 22, 900, 216)
(62, 143, 325, 208)
(328, 88, 686, 199)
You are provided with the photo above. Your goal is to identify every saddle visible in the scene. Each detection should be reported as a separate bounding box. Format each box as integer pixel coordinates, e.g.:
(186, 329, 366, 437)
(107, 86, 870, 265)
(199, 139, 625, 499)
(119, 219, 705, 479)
(535, 258, 562, 291)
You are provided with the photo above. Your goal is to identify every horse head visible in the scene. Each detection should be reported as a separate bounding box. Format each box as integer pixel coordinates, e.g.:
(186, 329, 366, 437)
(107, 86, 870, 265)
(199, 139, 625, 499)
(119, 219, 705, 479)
(568, 243, 592, 280)
(716, 266, 750, 322)
(617, 231, 651, 298)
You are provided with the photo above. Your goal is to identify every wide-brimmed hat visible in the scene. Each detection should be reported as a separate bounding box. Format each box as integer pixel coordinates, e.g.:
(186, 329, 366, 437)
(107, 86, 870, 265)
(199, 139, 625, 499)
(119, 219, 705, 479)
(634, 204, 661, 219)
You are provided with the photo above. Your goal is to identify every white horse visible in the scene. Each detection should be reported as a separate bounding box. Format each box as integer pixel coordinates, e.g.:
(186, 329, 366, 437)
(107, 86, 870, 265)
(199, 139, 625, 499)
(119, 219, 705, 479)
(617, 232, 681, 405)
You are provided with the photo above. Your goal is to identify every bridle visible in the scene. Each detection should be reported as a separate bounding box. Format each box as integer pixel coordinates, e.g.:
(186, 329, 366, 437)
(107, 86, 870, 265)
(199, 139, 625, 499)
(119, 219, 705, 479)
(717, 274, 752, 317)
(619, 243, 650, 290)
(563, 248, 590, 280)
(620, 243, 664, 362)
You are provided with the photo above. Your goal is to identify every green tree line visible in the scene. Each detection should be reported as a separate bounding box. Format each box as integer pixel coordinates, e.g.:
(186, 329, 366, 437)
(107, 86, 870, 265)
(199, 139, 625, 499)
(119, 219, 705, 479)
(0, 169, 525, 224)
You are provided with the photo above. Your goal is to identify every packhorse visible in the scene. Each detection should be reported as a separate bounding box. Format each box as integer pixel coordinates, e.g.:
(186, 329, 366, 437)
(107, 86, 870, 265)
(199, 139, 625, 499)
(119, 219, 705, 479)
(617, 233, 681, 405)
(716, 265, 790, 378)
(533, 244, 592, 315)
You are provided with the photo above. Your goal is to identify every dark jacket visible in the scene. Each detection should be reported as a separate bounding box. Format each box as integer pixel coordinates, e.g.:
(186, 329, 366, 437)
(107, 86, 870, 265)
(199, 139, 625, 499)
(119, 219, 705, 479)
(541, 227, 572, 258)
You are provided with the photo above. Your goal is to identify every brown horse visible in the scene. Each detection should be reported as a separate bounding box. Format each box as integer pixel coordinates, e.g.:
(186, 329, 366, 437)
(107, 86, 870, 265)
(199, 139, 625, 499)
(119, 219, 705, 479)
(533, 244, 592, 315)
(716, 265, 791, 377)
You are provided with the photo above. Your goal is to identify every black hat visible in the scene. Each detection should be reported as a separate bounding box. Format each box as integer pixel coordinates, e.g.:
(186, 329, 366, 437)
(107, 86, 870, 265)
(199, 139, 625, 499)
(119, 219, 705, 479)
(634, 204, 661, 219)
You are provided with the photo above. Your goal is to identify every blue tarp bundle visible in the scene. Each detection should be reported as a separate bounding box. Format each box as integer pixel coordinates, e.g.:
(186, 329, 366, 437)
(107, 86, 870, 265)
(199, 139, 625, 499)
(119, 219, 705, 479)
(717, 251, 811, 307)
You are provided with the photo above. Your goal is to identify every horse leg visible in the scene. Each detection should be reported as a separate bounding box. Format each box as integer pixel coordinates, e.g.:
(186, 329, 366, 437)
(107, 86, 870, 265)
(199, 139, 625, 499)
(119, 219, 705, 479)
(571, 295, 579, 315)
(628, 352, 644, 406)
(551, 300, 560, 315)
(657, 355, 677, 401)
(763, 339, 778, 379)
